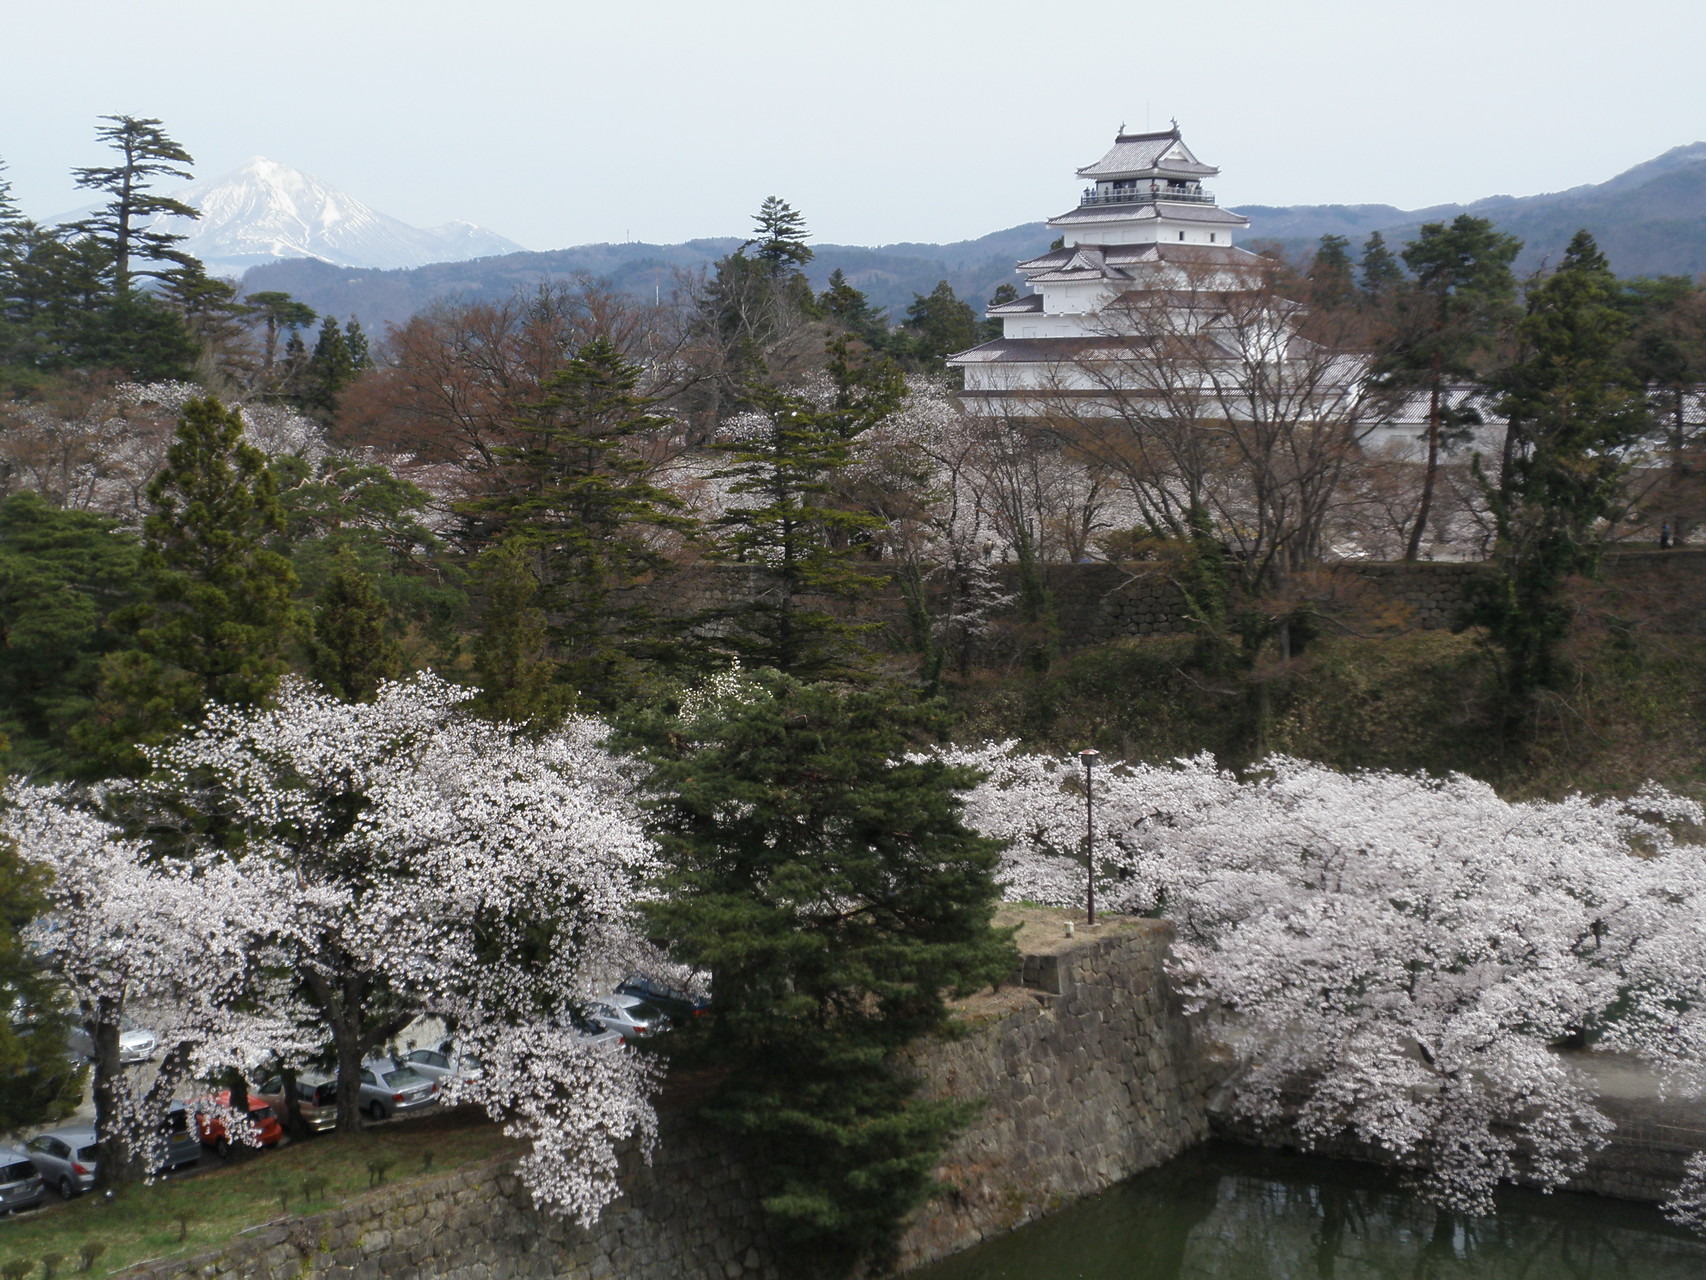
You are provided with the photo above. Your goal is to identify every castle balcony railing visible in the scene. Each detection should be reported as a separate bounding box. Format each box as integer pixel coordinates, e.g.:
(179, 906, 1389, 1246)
(1080, 187, 1217, 207)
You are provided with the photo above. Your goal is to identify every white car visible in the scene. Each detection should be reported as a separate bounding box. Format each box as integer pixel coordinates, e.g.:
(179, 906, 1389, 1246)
(587, 993, 671, 1040)
(66, 1022, 157, 1065)
(356, 1059, 439, 1120)
(568, 1008, 624, 1052)
(399, 1046, 484, 1084)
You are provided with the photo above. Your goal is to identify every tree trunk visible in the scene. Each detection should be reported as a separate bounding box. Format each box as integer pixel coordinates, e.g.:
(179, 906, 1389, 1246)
(1404, 372, 1443, 561)
(333, 1016, 367, 1133)
(279, 1066, 312, 1142)
(89, 1005, 144, 1190)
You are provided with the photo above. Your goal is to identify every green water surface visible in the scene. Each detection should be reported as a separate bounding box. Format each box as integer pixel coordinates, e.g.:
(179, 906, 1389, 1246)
(908, 1143, 1706, 1279)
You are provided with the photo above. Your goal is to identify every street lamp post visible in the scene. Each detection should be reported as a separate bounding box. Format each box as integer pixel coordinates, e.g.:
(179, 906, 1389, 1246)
(1080, 748, 1100, 927)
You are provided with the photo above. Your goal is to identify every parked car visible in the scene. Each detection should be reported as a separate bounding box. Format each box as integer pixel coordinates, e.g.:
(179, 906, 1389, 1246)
(0, 1146, 46, 1214)
(587, 993, 671, 1040)
(192, 1090, 284, 1156)
(616, 973, 711, 1023)
(400, 1047, 484, 1085)
(23, 1126, 98, 1198)
(256, 1073, 341, 1133)
(567, 1008, 624, 1052)
(158, 1101, 202, 1172)
(356, 1059, 439, 1120)
(66, 1021, 158, 1065)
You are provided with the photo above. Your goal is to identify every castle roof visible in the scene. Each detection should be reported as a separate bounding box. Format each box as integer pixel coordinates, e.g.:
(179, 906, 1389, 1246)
(1016, 242, 1267, 273)
(1048, 201, 1250, 231)
(1076, 129, 1219, 181)
(987, 293, 1044, 315)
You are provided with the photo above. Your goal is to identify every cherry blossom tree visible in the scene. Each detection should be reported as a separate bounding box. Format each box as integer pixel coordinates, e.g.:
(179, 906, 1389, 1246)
(944, 743, 1706, 1218)
(135, 673, 660, 1221)
(1, 784, 299, 1187)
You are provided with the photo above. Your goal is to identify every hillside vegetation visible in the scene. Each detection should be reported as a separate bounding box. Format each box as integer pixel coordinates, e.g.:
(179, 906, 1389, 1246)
(947, 627, 1706, 802)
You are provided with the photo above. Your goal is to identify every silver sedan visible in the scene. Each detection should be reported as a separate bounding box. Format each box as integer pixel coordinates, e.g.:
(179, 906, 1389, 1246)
(587, 994, 671, 1040)
(23, 1127, 98, 1199)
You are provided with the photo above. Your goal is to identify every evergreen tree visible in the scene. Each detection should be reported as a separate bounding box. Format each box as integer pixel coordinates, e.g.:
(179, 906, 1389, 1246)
(303, 314, 356, 416)
(981, 283, 1019, 339)
(243, 290, 317, 380)
(308, 554, 402, 702)
(709, 388, 888, 681)
(1381, 216, 1521, 559)
(0, 158, 19, 227)
(279, 329, 310, 396)
(818, 268, 888, 346)
(1359, 230, 1404, 299)
(84, 397, 298, 774)
(343, 317, 371, 371)
(821, 335, 907, 440)
(903, 281, 982, 364)
(745, 195, 814, 279)
(1622, 276, 1706, 467)
(0, 823, 83, 1133)
(154, 261, 252, 382)
(468, 539, 571, 726)
(460, 338, 695, 700)
(1306, 234, 1357, 309)
(79, 289, 200, 380)
(0, 493, 144, 776)
(688, 198, 821, 425)
(1469, 231, 1650, 702)
(0, 224, 196, 380)
(69, 115, 199, 294)
(626, 673, 1014, 1269)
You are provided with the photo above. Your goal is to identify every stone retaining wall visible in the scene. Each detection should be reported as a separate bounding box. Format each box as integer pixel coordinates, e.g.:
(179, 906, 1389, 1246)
(1209, 1076, 1706, 1206)
(891, 922, 1214, 1270)
(622, 549, 1706, 657)
(118, 925, 1210, 1280)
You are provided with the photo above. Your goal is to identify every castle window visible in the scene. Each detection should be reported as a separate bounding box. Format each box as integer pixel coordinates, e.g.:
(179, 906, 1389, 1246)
(1178, 232, 1185, 241)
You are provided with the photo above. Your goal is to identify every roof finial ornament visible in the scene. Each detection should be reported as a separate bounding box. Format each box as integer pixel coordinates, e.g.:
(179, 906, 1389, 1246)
(1118, 120, 1126, 135)
(1170, 115, 1179, 131)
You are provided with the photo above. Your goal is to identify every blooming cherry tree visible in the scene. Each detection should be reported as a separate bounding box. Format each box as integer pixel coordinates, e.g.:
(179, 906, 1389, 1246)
(1, 785, 298, 1186)
(947, 743, 1706, 1217)
(136, 673, 659, 1220)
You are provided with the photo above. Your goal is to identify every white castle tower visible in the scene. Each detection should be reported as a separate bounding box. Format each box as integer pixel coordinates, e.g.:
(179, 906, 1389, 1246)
(949, 125, 1273, 413)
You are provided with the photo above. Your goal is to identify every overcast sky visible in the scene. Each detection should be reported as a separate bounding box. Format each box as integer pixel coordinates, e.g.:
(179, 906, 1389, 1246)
(5, 0, 1703, 252)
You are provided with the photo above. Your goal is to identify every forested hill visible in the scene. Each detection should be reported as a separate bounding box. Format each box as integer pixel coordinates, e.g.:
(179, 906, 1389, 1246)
(239, 222, 1056, 332)
(1237, 142, 1706, 276)
(243, 143, 1706, 332)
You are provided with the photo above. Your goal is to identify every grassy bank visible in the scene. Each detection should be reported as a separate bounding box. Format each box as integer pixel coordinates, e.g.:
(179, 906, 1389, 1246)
(945, 628, 1706, 801)
(0, 1109, 521, 1278)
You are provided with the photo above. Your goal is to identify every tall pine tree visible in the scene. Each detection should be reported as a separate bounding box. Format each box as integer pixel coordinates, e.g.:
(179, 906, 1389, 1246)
(709, 387, 888, 681)
(1381, 216, 1521, 559)
(625, 673, 1013, 1270)
(467, 539, 572, 726)
(70, 115, 199, 294)
(308, 554, 402, 702)
(85, 397, 298, 773)
(1470, 231, 1650, 702)
(460, 337, 693, 701)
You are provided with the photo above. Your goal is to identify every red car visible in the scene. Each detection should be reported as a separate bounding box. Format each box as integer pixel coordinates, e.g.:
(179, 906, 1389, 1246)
(192, 1090, 284, 1156)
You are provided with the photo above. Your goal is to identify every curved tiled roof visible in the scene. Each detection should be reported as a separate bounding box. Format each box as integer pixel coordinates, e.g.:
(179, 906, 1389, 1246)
(1019, 243, 1269, 272)
(1075, 129, 1220, 181)
(1049, 201, 1250, 229)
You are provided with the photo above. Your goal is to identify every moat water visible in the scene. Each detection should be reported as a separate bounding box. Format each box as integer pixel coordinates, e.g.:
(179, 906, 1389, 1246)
(908, 1143, 1706, 1279)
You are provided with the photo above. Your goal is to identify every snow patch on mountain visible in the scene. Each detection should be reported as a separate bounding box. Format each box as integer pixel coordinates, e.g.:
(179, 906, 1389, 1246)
(132, 157, 526, 275)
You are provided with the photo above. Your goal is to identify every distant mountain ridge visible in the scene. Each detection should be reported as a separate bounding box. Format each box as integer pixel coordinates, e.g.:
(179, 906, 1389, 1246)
(243, 144, 1706, 333)
(80, 157, 526, 275)
(1237, 143, 1706, 274)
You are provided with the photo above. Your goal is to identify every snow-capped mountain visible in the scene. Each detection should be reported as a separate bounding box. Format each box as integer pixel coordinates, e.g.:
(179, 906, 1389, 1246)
(127, 157, 526, 275)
